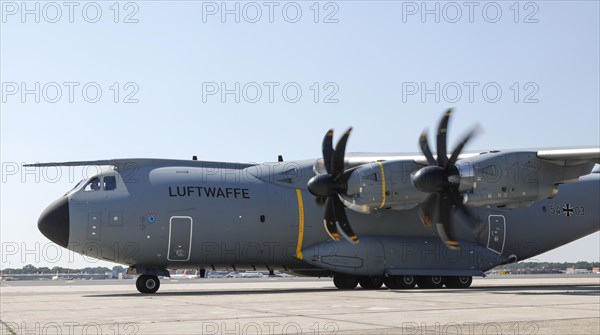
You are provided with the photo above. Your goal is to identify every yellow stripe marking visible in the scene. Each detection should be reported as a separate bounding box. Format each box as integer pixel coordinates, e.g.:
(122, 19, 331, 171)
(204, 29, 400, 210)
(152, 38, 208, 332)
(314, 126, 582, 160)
(295, 188, 305, 260)
(377, 162, 386, 209)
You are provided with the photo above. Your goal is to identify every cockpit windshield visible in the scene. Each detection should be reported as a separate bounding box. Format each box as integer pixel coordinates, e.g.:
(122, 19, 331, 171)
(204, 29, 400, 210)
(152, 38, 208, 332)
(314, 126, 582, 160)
(71, 179, 86, 191)
(84, 177, 101, 191)
(65, 178, 87, 196)
(65, 174, 119, 196)
(77, 176, 119, 192)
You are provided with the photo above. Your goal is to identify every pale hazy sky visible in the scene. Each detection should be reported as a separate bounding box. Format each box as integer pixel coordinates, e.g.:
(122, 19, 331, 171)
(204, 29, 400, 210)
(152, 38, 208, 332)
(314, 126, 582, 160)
(1, 1, 598, 269)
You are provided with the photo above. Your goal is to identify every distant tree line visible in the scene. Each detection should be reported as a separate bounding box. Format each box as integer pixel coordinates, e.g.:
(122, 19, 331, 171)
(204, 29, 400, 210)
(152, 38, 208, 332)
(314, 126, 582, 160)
(1, 262, 598, 274)
(496, 261, 599, 270)
(0, 264, 127, 274)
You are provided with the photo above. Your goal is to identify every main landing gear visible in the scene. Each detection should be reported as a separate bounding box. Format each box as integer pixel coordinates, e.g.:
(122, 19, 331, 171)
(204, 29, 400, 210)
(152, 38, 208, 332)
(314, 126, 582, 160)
(136, 274, 160, 294)
(332, 274, 473, 290)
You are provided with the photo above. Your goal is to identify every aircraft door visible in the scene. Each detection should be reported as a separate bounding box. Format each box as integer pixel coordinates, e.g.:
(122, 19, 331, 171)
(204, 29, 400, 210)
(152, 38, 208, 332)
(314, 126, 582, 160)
(487, 215, 506, 254)
(167, 216, 193, 261)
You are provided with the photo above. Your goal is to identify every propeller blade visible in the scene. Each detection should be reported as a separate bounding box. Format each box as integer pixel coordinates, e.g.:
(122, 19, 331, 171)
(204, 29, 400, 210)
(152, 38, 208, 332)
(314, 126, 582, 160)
(332, 128, 352, 176)
(315, 196, 327, 208)
(413, 110, 481, 250)
(323, 198, 340, 240)
(435, 223, 460, 251)
(447, 127, 478, 168)
(335, 165, 360, 185)
(322, 129, 334, 174)
(436, 192, 460, 249)
(447, 188, 478, 231)
(419, 131, 437, 166)
(436, 109, 452, 167)
(418, 193, 437, 230)
(332, 197, 359, 244)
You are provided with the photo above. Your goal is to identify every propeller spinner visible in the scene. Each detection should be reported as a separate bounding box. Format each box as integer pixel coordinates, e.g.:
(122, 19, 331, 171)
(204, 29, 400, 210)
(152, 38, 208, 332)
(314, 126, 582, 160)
(307, 129, 359, 244)
(411, 109, 479, 250)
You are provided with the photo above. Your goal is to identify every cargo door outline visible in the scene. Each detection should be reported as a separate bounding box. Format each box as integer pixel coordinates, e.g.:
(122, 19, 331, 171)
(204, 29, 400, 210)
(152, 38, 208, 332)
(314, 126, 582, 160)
(167, 216, 193, 261)
(487, 215, 506, 254)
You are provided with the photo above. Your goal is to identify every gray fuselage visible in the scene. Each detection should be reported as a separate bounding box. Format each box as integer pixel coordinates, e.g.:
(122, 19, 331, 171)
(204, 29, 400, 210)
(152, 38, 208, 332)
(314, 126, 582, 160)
(43, 159, 599, 277)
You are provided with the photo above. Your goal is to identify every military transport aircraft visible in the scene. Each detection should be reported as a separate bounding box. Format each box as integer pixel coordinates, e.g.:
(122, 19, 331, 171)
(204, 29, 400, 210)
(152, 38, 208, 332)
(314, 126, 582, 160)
(27, 110, 599, 293)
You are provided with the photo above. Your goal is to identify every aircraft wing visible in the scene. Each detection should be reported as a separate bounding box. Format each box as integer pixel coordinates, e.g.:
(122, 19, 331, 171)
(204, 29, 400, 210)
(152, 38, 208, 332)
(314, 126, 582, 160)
(345, 147, 600, 166)
(23, 158, 256, 169)
(345, 152, 478, 166)
(536, 148, 600, 165)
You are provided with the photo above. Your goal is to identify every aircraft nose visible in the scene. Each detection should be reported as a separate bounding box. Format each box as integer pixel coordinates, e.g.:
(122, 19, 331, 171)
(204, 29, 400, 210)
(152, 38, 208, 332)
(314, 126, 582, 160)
(38, 196, 70, 248)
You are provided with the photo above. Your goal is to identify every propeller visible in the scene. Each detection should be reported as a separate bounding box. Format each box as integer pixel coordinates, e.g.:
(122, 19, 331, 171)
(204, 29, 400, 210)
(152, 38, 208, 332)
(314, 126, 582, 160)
(307, 129, 359, 244)
(411, 109, 478, 250)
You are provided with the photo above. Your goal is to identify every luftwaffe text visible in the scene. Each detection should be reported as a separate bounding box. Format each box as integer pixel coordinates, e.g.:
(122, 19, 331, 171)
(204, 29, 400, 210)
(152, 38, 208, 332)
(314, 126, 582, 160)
(169, 186, 250, 199)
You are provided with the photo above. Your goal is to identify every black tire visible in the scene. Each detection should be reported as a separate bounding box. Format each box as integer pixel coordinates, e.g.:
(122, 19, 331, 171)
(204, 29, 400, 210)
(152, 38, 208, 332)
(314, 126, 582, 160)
(384, 275, 416, 289)
(445, 276, 472, 289)
(333, 274, 358, 290)
(359, 276, 384, 289)
(135, 276, 143, 292)
(136, 275, 160, 294)
(416, 275, 444, 289)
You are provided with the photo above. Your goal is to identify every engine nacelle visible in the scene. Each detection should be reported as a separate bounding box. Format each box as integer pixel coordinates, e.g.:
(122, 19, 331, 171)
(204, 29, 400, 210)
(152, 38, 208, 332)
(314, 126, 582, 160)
(337, 150, 594, 213)
(343, 160, 427, 213)
(458, 151, 591, 208)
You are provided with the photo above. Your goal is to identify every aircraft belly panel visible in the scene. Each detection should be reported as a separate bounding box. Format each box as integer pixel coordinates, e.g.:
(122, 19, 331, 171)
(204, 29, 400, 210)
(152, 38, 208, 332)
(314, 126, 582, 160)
(302, 236, 500, 276)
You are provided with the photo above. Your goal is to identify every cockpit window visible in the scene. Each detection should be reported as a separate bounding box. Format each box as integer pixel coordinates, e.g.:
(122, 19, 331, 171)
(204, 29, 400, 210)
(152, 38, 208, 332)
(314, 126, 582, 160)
(71, 179, 86, 191)
(84, 177, 101, 191)
(64, 179, 86, 196)
(103, 176, 117, 190)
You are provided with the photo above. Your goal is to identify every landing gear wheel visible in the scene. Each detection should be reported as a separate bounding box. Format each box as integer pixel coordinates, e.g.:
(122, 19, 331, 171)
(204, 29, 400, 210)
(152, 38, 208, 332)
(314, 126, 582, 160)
(359, 276, 384, 289)
(416, 275, 444, 289)
(333, 274, 358, 290)
(384, 275, 416, 289)
(445, 276, 472, 288)
(136, 275, 160, 294)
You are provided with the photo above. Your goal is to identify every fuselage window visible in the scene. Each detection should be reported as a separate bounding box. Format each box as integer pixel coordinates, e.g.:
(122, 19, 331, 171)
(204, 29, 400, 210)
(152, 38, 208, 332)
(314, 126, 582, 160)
(84, 177, 101, 191)
(104, 176, 117, 190)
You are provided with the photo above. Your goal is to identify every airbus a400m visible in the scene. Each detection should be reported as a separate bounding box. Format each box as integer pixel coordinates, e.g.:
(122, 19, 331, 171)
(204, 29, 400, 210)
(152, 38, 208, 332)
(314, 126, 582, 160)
(28, 110, 600, 293)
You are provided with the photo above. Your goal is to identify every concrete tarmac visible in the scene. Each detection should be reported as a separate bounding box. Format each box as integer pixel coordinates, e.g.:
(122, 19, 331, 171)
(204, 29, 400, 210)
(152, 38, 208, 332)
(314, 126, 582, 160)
(1, 275, 599, 335)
